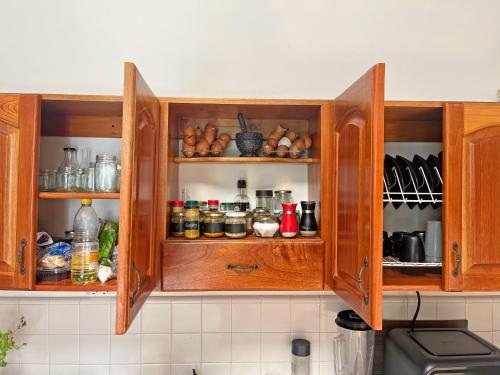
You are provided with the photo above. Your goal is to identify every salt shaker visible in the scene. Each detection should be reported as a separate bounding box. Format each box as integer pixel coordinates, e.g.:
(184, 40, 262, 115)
(291, 338, 310, 375)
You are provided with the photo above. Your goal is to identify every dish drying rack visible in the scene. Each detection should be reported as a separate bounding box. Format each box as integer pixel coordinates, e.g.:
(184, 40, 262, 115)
(383, 256, 442, 268)
(383, 165, 442, 205)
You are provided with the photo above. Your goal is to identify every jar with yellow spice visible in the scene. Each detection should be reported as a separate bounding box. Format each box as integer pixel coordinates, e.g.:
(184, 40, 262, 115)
(184, 200, 200, 239)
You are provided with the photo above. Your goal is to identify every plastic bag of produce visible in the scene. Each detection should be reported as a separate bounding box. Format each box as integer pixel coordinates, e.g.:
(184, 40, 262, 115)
(98, 221, 118, 260)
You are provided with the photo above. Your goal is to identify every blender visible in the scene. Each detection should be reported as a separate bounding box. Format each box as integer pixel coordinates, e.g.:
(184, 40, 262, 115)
(333, 310, 375, 375)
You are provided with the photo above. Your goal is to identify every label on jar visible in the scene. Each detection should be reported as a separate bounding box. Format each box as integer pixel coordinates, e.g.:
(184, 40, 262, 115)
(204, 222, 225, 234)
(170, 222, 184, 236)
(184, 221, 199, 230)
(225, 223, 246, 234)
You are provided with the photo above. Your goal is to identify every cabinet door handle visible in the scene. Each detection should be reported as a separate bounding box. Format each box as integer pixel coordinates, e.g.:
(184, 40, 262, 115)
(356, 256, 369, 305)
(17, 239, 27, 275)
(130, 260, 142, 307)
(225, 263, 261, 271)
(452, 242, 461, 277)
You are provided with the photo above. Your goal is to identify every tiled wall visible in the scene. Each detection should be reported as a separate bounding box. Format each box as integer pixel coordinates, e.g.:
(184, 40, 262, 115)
(0, 294, 499, 375)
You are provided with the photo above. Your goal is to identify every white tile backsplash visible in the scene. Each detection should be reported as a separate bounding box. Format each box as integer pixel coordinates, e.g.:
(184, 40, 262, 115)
(1, 293, 499, 374)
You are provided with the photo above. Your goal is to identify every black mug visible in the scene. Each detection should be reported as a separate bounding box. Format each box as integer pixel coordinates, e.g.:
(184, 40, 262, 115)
(389, 231, 409, 258)
(400, 234, 425, 262)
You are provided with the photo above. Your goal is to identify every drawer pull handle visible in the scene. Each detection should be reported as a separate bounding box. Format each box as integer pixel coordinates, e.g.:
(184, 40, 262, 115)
(452, 241, 461, 278)
(356, 256, 369, 305)
(18, 239, 27, 275)
(225, 263, 261, 271)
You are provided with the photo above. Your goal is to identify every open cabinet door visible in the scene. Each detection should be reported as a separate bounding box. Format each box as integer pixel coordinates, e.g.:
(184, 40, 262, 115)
(332, 64, 385, 330)
(116, 63, 160, 334)
(444, 103, 500, 291)
(0, 95, 39, 290)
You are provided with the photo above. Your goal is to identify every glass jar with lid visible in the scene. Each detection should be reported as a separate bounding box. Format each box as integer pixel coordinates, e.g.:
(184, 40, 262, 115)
(225, 211, 247, 239)
(170, 200, 185, 237)
(57, 147, 80, 191)
(253, 213, 280, 238)
(255, 190, 273, 211)
(204, 212, 225, 238)
(184, 200, 200, 239)
(220, 202, 235, 214)
(95, 154, 117, 192)
(272, 190, 294, 216)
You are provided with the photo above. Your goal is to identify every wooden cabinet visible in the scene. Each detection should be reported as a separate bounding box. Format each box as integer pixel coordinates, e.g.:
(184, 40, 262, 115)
(3, 62, 500, 333)
(0, 95, 39, 290)
(444, 103, 500, 291)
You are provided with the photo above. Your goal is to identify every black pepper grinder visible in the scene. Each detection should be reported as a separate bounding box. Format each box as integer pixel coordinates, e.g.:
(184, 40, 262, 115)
(299, 201, 317, 237)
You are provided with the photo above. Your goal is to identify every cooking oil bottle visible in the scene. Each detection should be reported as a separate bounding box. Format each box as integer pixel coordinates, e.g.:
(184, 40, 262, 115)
(71, 199, 99, 284)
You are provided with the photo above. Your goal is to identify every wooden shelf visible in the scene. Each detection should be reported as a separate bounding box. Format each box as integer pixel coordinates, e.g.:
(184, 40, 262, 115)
(39, 192, 120, 199)
(383, 267, 442, 291)
(165, 234, 323, 244)
(35, 278, 117, 292)
(174, 157, 320, 164)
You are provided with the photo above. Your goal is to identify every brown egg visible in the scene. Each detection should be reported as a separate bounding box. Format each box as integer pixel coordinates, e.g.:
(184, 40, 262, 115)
(196, 138, 210, 157)
(218, 133, 231, 143)
(262, 143, 274, 156)
(183, 134, 197, 146)
(210, 141, 224, 156)
(267, 136, 279, 149)
(285, 130, 298, 142)
(182, 143, 196, 158)
(276, 145, 288, 158)
(183, 126, 196, 137)
(299, 132, 312, 149)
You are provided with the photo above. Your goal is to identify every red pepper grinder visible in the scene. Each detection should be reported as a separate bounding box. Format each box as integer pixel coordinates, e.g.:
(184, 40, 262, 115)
(280, 203, 298, 238)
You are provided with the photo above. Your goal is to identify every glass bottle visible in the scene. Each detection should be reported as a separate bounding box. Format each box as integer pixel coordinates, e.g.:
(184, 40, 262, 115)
(80, 147, 92, 169)
(86, 163, 95, 192)
(273, 190, 294, 216)
(56, 147, 80, 191)
(234, 179, 250, 212)
(75, 168, 87, 191)
(95, 154, 117, 192)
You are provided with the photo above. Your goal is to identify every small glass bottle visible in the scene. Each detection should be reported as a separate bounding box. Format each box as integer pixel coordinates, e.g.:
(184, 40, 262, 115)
(184, 201, 200, 239)
(95, 154, 117, 192)
(86, 163, 95, 192)
(234, 179, 250, 212)
(291, 339, 310, 375)
(56, 147, 80, 191)
(39, 169, 57, 191)
(255, 190, 273, 211)
(273, 190, 294, 217)
(75, 168, 87, 191)
(225, 212, 247, 239)
(170, 200, 185, 237)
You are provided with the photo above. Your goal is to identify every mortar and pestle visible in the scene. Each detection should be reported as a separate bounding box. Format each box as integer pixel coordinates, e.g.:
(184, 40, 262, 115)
(236, 112, 263, 157)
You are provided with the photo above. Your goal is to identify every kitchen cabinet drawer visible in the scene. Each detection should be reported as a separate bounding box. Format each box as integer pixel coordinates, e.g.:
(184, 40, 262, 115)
(162, 237, 324, 290)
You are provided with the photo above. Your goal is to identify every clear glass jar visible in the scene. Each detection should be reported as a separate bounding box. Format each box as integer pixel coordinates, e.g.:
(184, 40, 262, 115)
(273, 190, 294, 216)
(220, 202, 235, 213)
(116, 164, 121, 192)
(95, 154, 117, 192)
(57, 147, 80, 191)
(253, 213, 279, 238)
(255, 190, 273, 211)
(86, 163, 95, 192)
(170, 200, 185, 237)
(75, 168, 87, 191)
(184, 200, 200, 239)
(39, 169, 57, 191)
(204, 212, 225, 238)
(225, 211, 247, 239)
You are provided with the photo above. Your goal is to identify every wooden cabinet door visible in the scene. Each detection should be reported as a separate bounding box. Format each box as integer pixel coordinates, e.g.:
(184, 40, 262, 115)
(116, 63, 160, 334)
(0, 95, 39, 290)
(332, 64, 385, 329)
(444, 103, 500, 291)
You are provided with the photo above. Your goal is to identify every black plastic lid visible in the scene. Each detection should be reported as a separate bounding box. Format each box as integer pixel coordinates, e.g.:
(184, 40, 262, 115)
(256, 190, 273, 197)
(292, 338, 310, 357)
(335, 310, 372, 331)
(237, 179, 247, 188)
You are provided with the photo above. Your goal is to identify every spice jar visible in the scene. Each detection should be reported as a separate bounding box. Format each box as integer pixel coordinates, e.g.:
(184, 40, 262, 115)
(204, 212, 225, 238)
(299, 201, 318, 237)
(253, 214, 280, 238)
(198, 201, 208, 235)
(95, 154, 117, 192)
(184, 200, 200, 239)
(256, 190, 273, 211)
(273, 190, 294, 216)
(225, 212, 247, 239)
(280, 202, 298, 238)
(220, 202, 235, 214)
(170, 200, 185, 237)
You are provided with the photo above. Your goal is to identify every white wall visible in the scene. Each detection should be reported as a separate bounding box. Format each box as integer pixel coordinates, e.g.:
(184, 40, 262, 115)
(0, 0, 499, 101)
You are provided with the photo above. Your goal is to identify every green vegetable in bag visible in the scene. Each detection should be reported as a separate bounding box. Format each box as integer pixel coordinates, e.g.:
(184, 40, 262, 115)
(99, 221, 118, 260)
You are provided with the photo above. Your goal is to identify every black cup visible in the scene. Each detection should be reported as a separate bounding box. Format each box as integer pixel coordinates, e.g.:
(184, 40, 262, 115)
(400, 234, 425, 262)
(389, 231, 409, 258)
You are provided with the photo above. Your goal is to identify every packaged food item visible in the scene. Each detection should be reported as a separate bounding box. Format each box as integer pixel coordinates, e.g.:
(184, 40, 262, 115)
(98, 221, 118, 260)
(97, 258, 117, 283)
(170, 200, 185, 237)
(204, 212, 225, 238)
(37, 231, 53, 247)
(184, 201, 200, 239)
